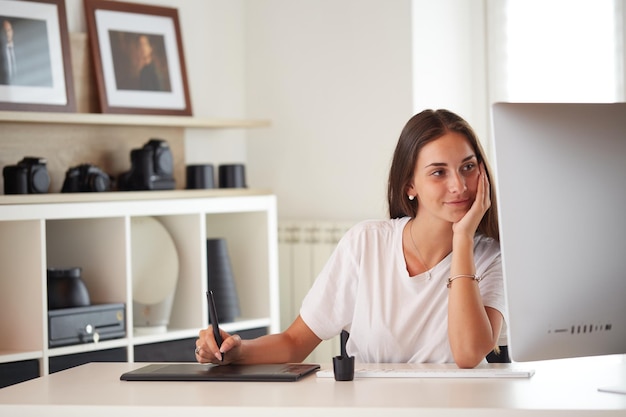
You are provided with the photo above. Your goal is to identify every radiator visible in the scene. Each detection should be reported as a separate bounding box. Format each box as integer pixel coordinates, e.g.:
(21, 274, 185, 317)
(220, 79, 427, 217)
(277, 220, 355, 363)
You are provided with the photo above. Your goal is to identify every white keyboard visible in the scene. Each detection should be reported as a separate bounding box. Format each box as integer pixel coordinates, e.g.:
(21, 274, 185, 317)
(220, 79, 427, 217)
(316, 365, 535, 379)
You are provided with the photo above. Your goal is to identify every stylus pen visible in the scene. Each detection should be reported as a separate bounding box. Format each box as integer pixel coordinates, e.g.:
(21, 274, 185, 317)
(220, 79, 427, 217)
(206, 290, 224, 360)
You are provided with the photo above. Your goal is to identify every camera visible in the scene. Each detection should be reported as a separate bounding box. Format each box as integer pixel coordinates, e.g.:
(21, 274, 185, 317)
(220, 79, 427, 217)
(3, 157, 50, 194)
(117, 139, 175, 191)
(61, 164, 111, 193)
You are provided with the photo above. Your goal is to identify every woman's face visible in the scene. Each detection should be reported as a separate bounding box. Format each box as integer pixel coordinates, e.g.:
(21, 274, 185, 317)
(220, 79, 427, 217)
(409, 131, 480, 224)
(139, 35, 153, 61)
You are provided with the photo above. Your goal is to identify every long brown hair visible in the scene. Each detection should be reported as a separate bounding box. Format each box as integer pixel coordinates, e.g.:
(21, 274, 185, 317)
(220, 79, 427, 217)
(387, 109, 499, 240)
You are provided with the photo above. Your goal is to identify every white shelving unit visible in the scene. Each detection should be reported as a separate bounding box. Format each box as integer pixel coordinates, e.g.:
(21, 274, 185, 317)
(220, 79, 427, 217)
(0, 108, 276, 381)
(0, 189, 280, 376)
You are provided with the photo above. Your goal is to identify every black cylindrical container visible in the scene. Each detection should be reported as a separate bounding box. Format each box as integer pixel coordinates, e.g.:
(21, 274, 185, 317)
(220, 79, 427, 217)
(186, 164, 215, 189)
(218, 164, 246, 188)
(206, 238, 240, 322)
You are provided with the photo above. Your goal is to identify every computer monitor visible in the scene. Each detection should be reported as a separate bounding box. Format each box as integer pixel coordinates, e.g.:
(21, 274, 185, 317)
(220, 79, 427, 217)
(491, 102, 626, 368)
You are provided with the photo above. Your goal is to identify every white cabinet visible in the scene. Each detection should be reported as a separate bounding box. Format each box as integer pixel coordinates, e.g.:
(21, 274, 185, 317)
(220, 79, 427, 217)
(0, 189, 279, 376)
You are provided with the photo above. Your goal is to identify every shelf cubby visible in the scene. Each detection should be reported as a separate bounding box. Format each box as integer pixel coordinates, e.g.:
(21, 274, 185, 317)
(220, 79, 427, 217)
(0, 190, 279, 380)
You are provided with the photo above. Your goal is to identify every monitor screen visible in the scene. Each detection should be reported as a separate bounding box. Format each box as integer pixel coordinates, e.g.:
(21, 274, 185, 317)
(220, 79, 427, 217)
(491, 102, 626, 363)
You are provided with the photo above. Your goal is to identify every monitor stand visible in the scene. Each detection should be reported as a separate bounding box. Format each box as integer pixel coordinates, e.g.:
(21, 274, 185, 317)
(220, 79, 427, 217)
(598, 385, 626, 395)
(597, 356, 626, 395)
(598, 359, 626, 395)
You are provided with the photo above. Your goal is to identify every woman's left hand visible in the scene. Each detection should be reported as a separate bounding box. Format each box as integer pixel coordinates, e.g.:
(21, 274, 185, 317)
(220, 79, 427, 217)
(453, 164, 491, 237)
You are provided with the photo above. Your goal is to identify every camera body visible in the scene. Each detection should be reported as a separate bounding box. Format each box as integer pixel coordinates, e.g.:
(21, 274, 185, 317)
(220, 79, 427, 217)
(3, 157, 50, 194)
(61, 164, 111, 193)
(118, 139, 175, 191)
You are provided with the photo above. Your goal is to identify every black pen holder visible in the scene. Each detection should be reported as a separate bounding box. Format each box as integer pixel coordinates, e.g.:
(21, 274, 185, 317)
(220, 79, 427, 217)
(332, 355, 355, 381)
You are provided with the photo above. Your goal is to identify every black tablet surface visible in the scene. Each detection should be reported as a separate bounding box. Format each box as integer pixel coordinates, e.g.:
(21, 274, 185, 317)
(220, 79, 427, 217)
(120, 363, 320, 382)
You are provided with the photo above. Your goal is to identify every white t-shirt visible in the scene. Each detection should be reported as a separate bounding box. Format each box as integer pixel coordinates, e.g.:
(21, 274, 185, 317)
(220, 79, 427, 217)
(300, 217, 507, 363)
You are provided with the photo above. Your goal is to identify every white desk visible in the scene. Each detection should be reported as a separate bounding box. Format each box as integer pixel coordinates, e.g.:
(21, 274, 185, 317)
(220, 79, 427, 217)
(0, 357, 625, 416)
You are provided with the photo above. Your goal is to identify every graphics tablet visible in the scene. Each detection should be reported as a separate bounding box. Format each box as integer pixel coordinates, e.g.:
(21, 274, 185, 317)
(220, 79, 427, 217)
(120, 363, 320, 382)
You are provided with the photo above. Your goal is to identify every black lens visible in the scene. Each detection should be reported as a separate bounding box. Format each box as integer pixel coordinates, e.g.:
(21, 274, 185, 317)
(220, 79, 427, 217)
(3, 165, 28, 194)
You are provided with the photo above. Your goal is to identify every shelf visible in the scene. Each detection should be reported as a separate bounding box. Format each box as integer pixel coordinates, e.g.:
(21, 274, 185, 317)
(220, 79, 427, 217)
(0, 190, 277, 223)
(221, 318, 273, 334)
(0, 188, 273, 206)
(0, 111, 271, 129)
(0, 350, 43, 364)
(131, 329, 201, 346)
(129, 318, 271, 346)
(47, 339, 130, 358)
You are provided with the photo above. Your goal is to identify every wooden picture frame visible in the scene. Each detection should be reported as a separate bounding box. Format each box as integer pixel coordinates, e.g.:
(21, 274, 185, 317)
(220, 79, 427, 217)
(0, 0, 76, 112)
(84, 0, 192, 116)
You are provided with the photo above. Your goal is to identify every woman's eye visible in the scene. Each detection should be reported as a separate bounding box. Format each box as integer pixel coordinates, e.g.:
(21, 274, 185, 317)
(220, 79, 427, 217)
(462, 162, 476, 172)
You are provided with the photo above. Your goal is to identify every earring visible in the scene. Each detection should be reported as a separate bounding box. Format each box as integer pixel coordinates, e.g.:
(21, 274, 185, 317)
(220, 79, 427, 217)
(408, 195, 415, 201)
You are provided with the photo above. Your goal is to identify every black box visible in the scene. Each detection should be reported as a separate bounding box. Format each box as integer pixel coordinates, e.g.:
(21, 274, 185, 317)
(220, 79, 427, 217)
(48, 303, 125, 348)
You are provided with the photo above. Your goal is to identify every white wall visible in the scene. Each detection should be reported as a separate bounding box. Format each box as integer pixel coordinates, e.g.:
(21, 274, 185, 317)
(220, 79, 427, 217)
(244, 0, 490, 221)
(244, 0, 413, 221)
(412, 0, 489, 153)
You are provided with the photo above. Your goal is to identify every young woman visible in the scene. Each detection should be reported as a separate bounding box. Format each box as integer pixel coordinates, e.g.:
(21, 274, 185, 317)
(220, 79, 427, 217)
(195, 109, 506, 368)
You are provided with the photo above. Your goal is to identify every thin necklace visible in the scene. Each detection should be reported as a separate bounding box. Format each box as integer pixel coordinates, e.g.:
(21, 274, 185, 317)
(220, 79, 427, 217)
(409, 219, 432, 280)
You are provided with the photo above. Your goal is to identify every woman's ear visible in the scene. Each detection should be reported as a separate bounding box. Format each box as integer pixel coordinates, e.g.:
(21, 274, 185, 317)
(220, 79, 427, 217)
(406, 183, 417, 200)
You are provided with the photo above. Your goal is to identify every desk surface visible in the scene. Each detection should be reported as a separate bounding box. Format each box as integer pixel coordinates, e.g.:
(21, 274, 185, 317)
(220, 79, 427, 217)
(0, 357, 625, 416)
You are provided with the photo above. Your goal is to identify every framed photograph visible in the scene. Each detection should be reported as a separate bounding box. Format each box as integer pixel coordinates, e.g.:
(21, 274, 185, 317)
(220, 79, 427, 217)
(0, 0, 76, 112)
(84, 0, 192, 116)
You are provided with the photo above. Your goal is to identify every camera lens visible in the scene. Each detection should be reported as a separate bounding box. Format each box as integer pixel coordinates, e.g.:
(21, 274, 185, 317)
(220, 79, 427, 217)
(155, 147, 173, 176)
(30, 166, 50, 193)
(89, 173, 109, 192)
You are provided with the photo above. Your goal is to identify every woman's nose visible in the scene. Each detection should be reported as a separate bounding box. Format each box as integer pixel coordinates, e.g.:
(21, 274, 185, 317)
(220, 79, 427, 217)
(448, 172, 467, 193)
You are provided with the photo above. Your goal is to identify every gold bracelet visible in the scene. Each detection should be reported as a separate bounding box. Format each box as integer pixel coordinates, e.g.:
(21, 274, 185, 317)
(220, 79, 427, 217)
(446, 274, 482, 288)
